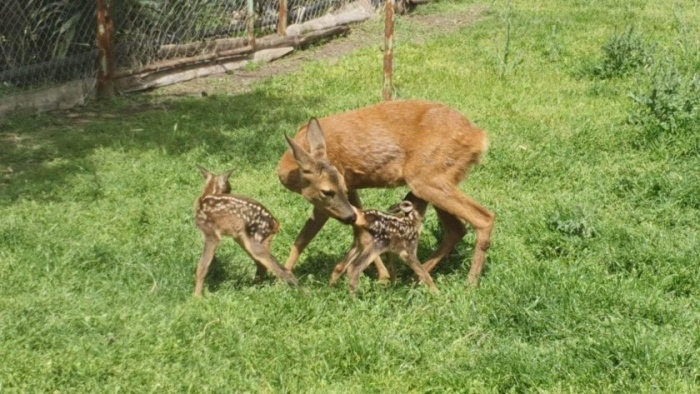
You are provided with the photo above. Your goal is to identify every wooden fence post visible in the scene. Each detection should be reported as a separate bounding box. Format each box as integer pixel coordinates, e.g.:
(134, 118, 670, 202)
(96, 0, 116, 97)
(383, 0, 395, 101)
(247, 0, 256, 48)
(278, 0, 287, 36)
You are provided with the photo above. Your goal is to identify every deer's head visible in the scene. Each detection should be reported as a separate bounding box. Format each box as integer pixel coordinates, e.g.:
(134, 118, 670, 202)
(284, 118, 356, 225)
(197, 165, 233, 195)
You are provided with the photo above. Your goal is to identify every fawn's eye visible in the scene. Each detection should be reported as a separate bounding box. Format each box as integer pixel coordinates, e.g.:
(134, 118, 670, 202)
(321, 189, 335, 198)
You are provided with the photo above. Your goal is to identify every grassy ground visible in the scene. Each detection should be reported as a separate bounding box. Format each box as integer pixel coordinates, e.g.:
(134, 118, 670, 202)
(1, 0, 699, 392)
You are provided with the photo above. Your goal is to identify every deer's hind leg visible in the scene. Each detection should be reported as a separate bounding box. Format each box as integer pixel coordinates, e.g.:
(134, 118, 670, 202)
(422, 207, 467, 274)
(400, 251, 438, 293)
(195, 234, 221, 297)
(240, 234, 299, 287)
(408, 181, 494, 287)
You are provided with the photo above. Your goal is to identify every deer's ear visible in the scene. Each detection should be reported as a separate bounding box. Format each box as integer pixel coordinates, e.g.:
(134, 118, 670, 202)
(285, 133, 316, 173)
(400, 201, 414, 213)
(306, 118, 327, 161)
(196, 164, 211, 179)
(222, 168, 234, 183)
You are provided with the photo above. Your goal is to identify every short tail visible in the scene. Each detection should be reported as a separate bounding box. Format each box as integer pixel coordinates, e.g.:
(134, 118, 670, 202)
(473, 131, 490, 166)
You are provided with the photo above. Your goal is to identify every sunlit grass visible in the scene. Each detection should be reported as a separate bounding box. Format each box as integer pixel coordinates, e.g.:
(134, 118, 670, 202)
(1, 0, 699, 391)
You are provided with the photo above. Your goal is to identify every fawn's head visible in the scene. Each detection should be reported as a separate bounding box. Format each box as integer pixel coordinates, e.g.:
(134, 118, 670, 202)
(389, 201, 415, 216)
(197, 165, 233, 195)
(284, 118, 356, 225)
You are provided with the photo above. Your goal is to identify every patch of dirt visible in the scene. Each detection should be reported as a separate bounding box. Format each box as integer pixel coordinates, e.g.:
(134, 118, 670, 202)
(150, 4, 490, 98)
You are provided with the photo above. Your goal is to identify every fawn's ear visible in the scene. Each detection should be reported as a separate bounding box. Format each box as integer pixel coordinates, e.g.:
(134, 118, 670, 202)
(197, 164, 211, 179)
(222, 168, 234, 182)
(306, 118, 328, 161)
(285, 133, 316, 173)
(400, 201, 414, 214)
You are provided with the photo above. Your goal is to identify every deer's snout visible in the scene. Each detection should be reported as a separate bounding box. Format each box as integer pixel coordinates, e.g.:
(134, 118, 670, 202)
(340, 211, 357, 225)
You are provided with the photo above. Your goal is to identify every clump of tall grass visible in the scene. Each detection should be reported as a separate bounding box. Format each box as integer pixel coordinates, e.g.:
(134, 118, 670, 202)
(590, 26, 654, 79)
(584, 24, 699, 154)
(628, 62, 700, 150)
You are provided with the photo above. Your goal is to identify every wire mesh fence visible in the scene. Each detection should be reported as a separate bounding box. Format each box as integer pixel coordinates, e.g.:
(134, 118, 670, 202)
(1, 0, 390, 112)
(1, 0, 98, 95)
(114, 0, 362, 72)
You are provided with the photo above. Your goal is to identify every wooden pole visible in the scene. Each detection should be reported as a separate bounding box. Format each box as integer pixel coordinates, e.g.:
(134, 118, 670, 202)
(383, 0, 395, 101)
(278, 0, 288, 36)
(247, 0, 256, 48)
(96, 0, 116, 97)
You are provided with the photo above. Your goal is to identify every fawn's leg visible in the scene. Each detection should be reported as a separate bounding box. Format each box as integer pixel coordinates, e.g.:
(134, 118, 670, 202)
(400, 251, 439, 293)
(195, 235, 220, 297)
(284, 207, 329, 272)
(253, 261, 268, 284)
(330, 240, 361, 286)
(242, 235, 299, 287)
(347, 249, 380, 294)
(348, 190, 391, 283)
(253, 235, 281, 283)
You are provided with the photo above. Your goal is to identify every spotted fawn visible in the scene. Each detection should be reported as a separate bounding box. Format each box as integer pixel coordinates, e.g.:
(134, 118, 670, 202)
(330, 199, 437, 294)
(194, 165, 298, 296)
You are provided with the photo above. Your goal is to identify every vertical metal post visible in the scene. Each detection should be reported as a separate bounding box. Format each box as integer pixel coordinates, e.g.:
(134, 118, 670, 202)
(247, 0, 256, 48)
(383, 0, 395, 101)
(96, 0, 116, 97)
(278, 0, 287, 36)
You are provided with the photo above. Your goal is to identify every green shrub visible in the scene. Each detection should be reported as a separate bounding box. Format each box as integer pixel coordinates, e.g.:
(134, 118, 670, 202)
(627, 61, 700, 157)
(591, 26, 653, 79)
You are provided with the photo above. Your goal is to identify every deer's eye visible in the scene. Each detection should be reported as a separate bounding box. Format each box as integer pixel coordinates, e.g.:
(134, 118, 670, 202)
(321, 189, 335, 198)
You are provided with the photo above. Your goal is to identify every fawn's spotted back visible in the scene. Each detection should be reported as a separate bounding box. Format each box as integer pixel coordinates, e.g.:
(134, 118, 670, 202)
(196, 194, 280, 242)
(361, 201, 423, 251)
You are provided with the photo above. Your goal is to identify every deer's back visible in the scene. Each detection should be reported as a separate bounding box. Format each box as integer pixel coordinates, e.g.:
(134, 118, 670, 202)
(196, 194, 280, 240)
(277, 100, 488, 191)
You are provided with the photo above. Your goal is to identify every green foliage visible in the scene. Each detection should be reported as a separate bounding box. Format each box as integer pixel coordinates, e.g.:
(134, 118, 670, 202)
(592, 26, 653, 79)
(629, 63, 700, 141)
(2, 0, 700, 392)
(547, 206, 597, 239)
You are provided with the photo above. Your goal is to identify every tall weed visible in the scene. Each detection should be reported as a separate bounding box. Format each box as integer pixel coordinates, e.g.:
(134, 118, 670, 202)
(591, 26, 653, 79)
(628, 62, 700, 152)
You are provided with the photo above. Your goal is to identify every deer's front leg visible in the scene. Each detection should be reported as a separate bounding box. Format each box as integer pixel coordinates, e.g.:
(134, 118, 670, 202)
(195, 235, 220, 297)
(285, 207, 329, 272)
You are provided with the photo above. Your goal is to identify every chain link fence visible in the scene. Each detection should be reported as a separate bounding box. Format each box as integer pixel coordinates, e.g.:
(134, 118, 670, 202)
(1, 0, 98, 95)
(114, 0, 363, 72)
(1, 0, 395, 115)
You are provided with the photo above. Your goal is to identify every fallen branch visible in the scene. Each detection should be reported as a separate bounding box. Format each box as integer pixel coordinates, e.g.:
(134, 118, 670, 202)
(155, 0, 372, 60)
(116, 47, 294, 93)
(118, 25, 349, 79)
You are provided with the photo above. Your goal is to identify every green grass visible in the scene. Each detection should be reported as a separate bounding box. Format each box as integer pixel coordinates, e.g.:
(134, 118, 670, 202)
(2, 0, 700, 392)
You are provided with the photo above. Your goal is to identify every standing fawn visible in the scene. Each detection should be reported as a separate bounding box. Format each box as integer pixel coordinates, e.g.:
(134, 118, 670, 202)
(194, 165, 298, 296)
(329, 199, 437, 294)
(278, 100, 495, 287)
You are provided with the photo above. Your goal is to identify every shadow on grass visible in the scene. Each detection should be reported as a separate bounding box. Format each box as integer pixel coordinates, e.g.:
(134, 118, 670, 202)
(0, 88, 323, 205)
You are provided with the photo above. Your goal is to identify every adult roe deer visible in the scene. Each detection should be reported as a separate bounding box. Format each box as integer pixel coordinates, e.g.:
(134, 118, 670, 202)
(278, 100, 495, 286)
(194, 165, 298, 296)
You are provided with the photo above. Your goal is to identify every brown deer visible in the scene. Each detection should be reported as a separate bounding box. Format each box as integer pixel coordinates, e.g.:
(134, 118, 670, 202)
(194, 165, 298, 296)
(278, 100, 495, 286)
(329, 199, 437, 294)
